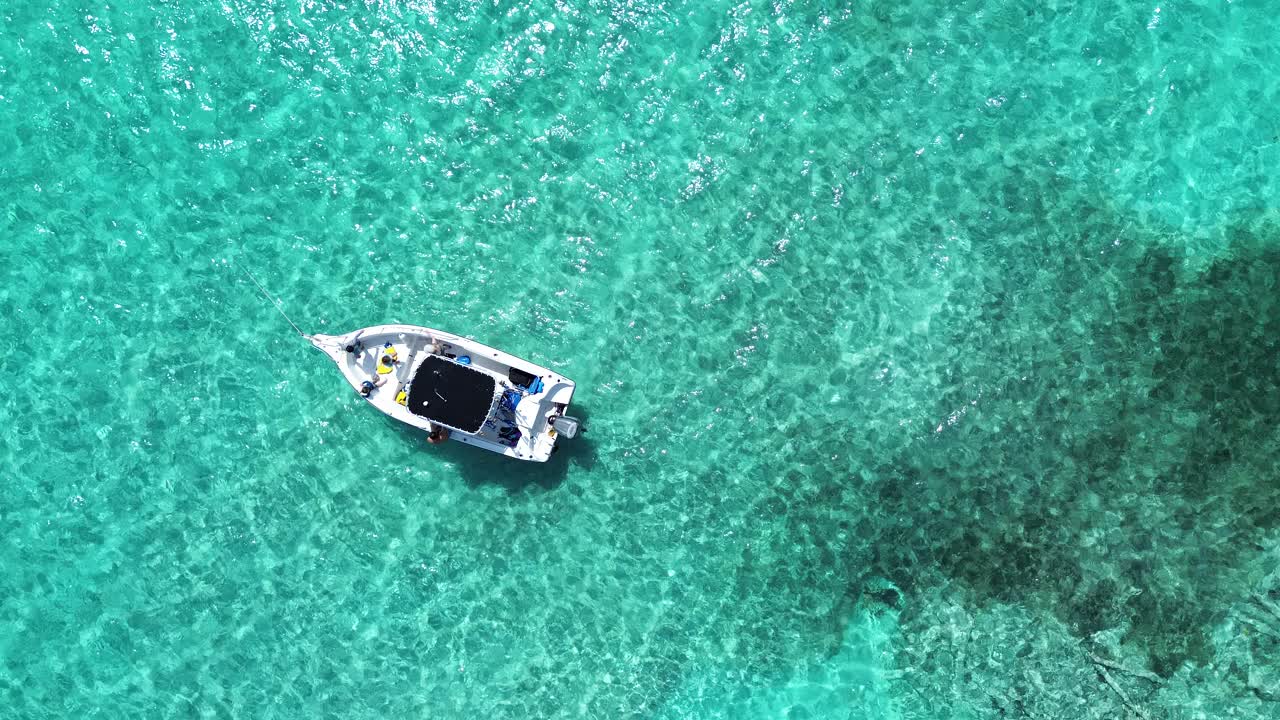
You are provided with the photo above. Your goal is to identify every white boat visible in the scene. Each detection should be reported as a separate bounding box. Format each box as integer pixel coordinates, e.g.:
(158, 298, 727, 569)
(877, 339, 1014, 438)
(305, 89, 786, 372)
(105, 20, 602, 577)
(309, 325, 581, 462)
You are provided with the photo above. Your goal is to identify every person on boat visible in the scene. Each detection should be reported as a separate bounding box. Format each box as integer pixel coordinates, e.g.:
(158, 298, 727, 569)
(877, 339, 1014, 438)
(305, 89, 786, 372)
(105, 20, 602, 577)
(344, 330, 366, 356)
(427, 424, 450, 445)
(376, 343, 400, 375)
(359, 373, 387, 397)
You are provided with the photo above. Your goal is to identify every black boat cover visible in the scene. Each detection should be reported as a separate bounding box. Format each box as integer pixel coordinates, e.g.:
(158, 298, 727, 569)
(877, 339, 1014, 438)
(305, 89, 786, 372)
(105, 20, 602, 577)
(406, 356, 497, 434)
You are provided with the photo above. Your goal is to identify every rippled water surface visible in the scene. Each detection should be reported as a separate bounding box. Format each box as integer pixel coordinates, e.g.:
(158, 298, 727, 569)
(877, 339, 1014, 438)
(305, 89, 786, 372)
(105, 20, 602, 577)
(3, 1, 1280, 717)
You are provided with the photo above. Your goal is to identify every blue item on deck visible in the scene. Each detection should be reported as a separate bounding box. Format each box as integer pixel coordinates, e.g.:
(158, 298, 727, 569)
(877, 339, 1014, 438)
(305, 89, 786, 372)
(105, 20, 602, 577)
(500, 389, 522, 412)
(457, 355, 471, 365)
(526, 377, 544, 394)
(497, 425, 522, 447)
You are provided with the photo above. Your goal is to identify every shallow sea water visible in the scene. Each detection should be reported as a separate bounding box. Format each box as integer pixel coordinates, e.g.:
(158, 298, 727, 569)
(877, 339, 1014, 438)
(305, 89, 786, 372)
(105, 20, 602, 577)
(2, 1, 1279, 718)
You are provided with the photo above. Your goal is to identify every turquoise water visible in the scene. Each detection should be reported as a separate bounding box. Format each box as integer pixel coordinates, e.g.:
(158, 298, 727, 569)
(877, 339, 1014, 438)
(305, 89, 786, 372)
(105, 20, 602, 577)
(3, 0, 1280, 717)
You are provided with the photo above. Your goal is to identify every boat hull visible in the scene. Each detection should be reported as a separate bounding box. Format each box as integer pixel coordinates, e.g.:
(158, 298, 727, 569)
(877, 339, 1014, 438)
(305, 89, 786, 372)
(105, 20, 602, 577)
(310, 325, 575, 462)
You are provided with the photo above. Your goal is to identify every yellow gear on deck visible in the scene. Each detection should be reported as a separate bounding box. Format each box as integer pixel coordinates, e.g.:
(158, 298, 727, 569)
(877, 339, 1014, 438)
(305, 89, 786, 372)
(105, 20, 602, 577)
(395, 389, 408, 406)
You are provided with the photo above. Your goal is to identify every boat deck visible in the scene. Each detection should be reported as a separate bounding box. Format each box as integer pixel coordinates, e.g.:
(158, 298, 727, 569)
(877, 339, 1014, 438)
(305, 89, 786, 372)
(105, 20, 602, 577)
(311, 325, 575, 461)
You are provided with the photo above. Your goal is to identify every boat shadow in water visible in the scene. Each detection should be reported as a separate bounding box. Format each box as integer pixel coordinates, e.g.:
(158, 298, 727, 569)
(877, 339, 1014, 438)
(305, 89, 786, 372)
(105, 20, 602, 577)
(393, 406, 598, 492)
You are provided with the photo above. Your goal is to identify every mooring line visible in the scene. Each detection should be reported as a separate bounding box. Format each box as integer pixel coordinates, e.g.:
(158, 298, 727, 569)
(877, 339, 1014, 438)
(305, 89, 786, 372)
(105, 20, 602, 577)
(236, 259, 309, 340)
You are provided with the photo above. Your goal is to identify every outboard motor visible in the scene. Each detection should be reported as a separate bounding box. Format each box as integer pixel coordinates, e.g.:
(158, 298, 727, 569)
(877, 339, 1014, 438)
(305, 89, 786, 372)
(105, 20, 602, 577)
(551, 415, 582, 439)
